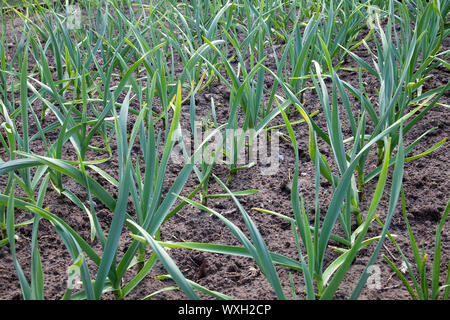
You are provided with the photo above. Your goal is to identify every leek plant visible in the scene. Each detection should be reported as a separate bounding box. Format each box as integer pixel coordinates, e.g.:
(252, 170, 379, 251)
(0, 81, 219, 299)
(335, 1, 449, 200)
(164, 102, 413, 299)
(308, 60, 363, 229)
(199, 3, 293, 182)
(157, 0, 236, 98)
(285, 10, 319, 110)
(315, 0, 368, 70)
(383, 194, 450, 300)
(269, 0, 448, 229)
(0, 11, 59, 236)
(0, 2, 221, 299)
(274, 103, 410, 299)
(0, 0, 448, 301)
(303, 54, 445, 230)
(342, 0, 449, 166)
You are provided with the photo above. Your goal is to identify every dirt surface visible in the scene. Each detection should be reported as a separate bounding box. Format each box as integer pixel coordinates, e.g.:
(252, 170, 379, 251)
(0, 7, 449, 301)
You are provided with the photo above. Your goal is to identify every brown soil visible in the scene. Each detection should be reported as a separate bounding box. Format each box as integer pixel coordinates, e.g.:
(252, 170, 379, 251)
(0, 6, 449, 301)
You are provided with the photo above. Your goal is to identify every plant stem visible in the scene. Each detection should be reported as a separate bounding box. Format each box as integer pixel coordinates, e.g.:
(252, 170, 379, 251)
(316, 277, 324, 298)
(377, 141, 385, 166)
(137, 245, 145, 272)
(113, 286, 123, 300)
(358, 167, 365, 202)
(227, 171, 235, 185)
(352, 206, 363, 227)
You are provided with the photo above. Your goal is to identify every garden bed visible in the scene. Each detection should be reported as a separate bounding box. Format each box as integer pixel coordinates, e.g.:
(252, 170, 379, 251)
(0, 0, 449, 300)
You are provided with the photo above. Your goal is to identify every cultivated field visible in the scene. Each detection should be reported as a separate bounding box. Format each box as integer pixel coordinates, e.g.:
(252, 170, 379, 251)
(0, 0, 449, 300)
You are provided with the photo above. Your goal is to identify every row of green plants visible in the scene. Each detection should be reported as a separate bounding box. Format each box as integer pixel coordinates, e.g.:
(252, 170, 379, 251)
(0, 0, 448, 299)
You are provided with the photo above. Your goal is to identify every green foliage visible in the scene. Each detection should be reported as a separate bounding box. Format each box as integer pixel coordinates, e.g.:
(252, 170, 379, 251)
(0, 0, 447, 300)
